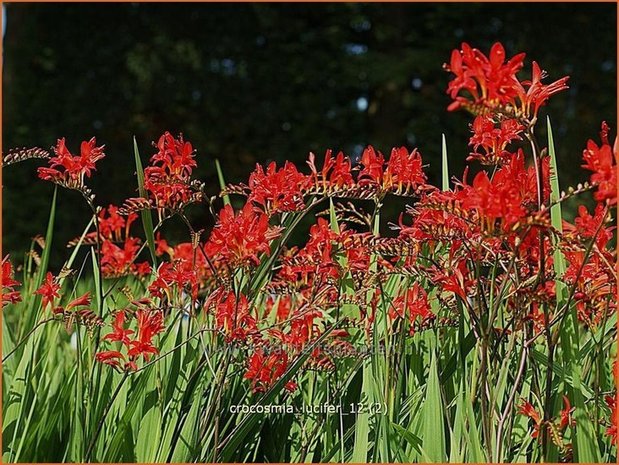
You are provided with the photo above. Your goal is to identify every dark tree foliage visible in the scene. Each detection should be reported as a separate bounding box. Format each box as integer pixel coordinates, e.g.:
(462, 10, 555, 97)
(3, 3, 616, 267)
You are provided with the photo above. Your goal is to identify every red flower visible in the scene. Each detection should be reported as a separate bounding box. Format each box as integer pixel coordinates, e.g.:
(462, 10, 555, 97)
(143, 132, 197, 210)
(127, 310, 165, 362)
(247, 161, 309, 214)
(606, 394, 617, 444)
(307, 150, 354, 189)
(459, 169, 526, 231)
(518, 400, 542, 438)
(101, 237, 149, 278)
(149, 260, 198, 301)
(95, 350, 125, 368)
(2, 256, 22, 307)
(97, 308, 164, 371)
(384, 147, 427, 193)
(434, 257, 474, 301)
(205, 203, 281, 267)
(571, 204, 613, 249)
(559, 395, 575, 430)
(444, 42, 568, 120)
(65, 292, 91, 310)
(102, 310, 135, 345)
(520, 61, 570, 119)
(390, 283, 434, 335)
(35, 272, 61, 311)
(582, 122, 617, 205)
(37, 137, 105, 188)
(468, 115, 524, 164)
(444, 42, 525, 112)
(358, 146, 385, 186)
(244, 347, 295, 394)
(98, 205, 138, 242)
(154, 232, 172, 257)
(210, 290, 257, 342)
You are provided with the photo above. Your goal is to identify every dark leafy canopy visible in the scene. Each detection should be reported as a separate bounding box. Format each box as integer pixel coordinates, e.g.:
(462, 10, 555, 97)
(2, 3, 616, 267)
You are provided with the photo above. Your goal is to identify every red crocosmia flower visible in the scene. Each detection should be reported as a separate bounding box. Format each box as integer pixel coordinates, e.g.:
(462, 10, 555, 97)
(518, 400, 542, 438)
(444, 42, 568, 120)
(37, 137, 105, 188)
(384, 147, 427, 193)
(434, 258, 473, 302)
(2, 256, 22, 307)
(605, 394, 617, 444)
(459, 169, 525, 232)
(563, 249, 615, 328)
(95, 350, 125, 368)
(35, 272, 61, 311)
(271, 295, 293, 323)
(286, 309, 323, 349)
(582, 122, 617, 205)
(149, 260, 199, 301)
(65, 292, 91, 310)
(205, 203, 281, 267)
(142, 132, 197, 210)
(444, 42, 525, 112)
(248, 161, 309, 214)
(128, 310, 165, 362)
(154, 232, 172, 257)
(559, 395, 575, 430)
(97, 205, 137, 242)
(468, 115, 524, 164)
(102, 310, 135, 345)
(244, 348, 294, 394)
(570, 204, 613, 249)
(101, 237, 149, 278)
(279, 218, 341, 284)
(211, 290, 257, 342)
(390, 283, 434, 335)
(358, 146, 385, 186)
(307, 150, 354, 189)
(519, 61, 570, 119)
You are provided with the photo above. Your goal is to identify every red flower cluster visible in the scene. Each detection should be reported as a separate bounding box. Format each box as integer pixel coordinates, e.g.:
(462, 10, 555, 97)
(231, 145, 427, 206)
(468, 115, 524, 164)
(143, 132, 197, 210)
(247, 161, 309, 214)
(2, 256, 22, 307)
(606, 394, 617, 444)
(307, 149, 354, 190)
(389, 283, 434, 335)
(444, 42, 569, 120)
(582, 122, 617, 205)
(34, 272, 92, 317)
(92, 205, 151, 278)
(96, 308, 164, 371)
(358, 146, 428, 195)
(35, 272, 62, 311)
(38, 137, 105, 189)
(205, 289, 257, 342)
(518, 396, 574, 440)
(244, 348, 297, 393)
(98, 205, 137, 242)
(101, 237, 151, 278)
(205, 204, 281, 267)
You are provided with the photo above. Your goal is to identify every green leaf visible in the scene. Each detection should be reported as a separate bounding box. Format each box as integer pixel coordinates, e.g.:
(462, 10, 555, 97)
(441, 133, 449, 191)
(549, 117, 600, 462)
(133, 136, 157, 268)
(215, 158, 231, 206)
(421, 351, 446, 462)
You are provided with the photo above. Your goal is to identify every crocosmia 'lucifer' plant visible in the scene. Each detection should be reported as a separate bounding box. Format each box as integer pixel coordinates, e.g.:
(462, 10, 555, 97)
(2, 42, 616, 464)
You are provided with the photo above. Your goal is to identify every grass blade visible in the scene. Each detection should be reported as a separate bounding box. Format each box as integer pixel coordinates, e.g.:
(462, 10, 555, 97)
(133, 136, 157, 268)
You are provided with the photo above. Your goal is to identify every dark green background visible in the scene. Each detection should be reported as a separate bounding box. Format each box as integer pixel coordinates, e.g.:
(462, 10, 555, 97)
(3, 3, 616, 267)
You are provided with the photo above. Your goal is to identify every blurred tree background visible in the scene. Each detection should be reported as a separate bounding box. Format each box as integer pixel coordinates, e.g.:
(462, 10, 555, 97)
(2, 3, 616, 268)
